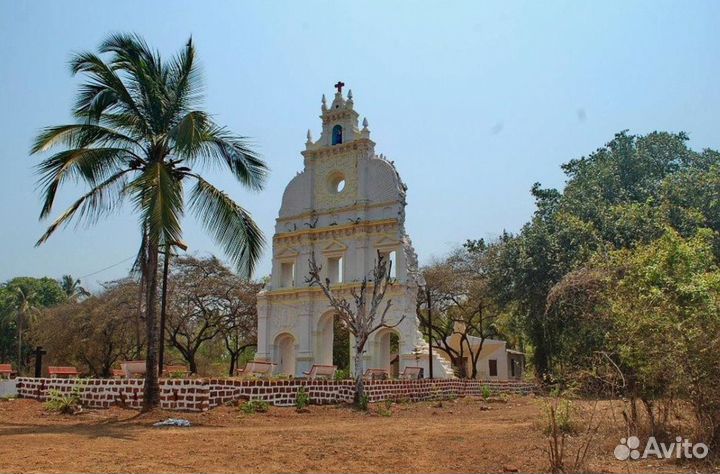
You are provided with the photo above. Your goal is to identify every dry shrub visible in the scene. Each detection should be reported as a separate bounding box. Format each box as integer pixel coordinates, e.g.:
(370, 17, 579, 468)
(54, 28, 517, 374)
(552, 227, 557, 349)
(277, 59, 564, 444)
(543, 396, 601, 473)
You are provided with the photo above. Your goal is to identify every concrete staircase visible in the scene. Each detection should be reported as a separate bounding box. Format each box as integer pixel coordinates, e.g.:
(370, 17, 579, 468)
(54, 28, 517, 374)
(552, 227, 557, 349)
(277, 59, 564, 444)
(411, 340, 455, 378)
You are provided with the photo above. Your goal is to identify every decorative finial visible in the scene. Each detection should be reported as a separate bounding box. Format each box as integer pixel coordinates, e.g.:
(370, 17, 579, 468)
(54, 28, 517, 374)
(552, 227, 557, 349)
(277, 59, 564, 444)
(361, 117, 370, 138)
(306, 129, 312, 143)
(321, 94, 327, 111)
(347, 89, 353, 100)
(334, 81, 345, 94)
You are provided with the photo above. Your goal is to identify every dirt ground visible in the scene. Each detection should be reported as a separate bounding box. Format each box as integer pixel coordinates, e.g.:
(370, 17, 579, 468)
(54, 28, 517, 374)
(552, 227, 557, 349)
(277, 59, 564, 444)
(0, 396, 711, 473)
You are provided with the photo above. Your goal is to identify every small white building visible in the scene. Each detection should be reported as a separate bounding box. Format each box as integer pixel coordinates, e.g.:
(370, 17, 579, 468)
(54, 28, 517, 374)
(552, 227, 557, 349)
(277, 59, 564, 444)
(255, 84, 453, 378)
(437, 334, 526, 381)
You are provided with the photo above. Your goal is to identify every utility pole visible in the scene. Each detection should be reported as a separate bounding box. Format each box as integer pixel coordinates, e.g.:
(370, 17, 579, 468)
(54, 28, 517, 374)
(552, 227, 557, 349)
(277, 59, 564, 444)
(158, 241, 187, 372)
(427, 287, 433, 379)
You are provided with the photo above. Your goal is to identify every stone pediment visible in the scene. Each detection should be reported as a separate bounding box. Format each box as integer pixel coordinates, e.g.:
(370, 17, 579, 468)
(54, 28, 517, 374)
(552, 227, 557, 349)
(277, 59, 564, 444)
(374, 236, 401, 249)
(276, 247, 300, 258)
(322, 240, 348, 254)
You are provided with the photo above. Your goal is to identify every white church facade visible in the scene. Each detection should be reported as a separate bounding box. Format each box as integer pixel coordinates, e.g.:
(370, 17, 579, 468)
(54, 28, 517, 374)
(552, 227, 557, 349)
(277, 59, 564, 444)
(255, 83, 454, 378)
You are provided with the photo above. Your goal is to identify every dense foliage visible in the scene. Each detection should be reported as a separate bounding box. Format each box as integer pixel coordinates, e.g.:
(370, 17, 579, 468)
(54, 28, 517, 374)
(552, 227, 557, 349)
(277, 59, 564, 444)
(25, 257, 262, 378)
(0, 277, 66, 372)
(486, 131, 719, 377)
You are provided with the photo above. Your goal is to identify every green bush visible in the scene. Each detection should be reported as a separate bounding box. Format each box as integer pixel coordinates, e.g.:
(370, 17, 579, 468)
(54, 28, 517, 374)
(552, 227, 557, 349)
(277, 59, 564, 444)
(295, 387, 310, 410)
(240, 399, 269, 414)
(44, 387, 83, 414)
(334, 368, 351, 380)
(482, 385, 492, 400)
(543, 399, 574, 435)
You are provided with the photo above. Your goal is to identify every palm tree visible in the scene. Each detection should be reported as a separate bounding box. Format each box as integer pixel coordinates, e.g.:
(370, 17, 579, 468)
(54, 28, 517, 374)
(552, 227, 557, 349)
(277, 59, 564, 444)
(60, 275, 90, 301)
(31, 34, 267, 409)
(12, 287, 40, 374)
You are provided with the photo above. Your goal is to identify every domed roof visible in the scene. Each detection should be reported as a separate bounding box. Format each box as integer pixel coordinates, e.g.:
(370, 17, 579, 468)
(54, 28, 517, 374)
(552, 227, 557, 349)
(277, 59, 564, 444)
(278, 171, 310, 218)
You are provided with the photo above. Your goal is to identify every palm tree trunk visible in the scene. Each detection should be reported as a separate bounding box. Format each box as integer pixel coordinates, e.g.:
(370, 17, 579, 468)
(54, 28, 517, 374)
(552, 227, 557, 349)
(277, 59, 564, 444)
(16, 311, 23, 375)
(142, 243, 161, 410)
(158, 245, 170, 372)
(135, 277, 144, 356)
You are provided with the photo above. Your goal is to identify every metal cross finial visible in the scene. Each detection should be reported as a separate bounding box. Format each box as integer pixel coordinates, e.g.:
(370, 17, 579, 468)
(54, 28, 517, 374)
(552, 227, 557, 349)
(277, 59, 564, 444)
(334, 81, 345, 93)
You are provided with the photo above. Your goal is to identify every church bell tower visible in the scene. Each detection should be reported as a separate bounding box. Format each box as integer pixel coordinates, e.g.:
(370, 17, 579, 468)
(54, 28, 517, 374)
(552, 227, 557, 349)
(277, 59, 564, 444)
(254, 83, 454, 379)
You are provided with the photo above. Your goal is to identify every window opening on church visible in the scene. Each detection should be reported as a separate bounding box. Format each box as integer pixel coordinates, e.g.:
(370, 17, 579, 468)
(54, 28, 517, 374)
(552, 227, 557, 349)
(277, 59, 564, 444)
(379, 250, 397, 278)
(332, 124, 343, 145)
(328, 172, 346, 194)
(280, 261, 295, 288)
(327, 256, 343, 283)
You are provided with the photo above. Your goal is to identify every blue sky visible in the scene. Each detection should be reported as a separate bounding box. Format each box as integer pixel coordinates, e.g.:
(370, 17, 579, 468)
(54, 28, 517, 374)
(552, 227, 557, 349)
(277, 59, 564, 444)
(1, 1, 718, 288)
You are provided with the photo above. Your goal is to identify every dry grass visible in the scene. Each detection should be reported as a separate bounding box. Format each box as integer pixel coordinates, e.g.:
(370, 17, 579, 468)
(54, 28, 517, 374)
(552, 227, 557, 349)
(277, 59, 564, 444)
(0, 396, 712, 473)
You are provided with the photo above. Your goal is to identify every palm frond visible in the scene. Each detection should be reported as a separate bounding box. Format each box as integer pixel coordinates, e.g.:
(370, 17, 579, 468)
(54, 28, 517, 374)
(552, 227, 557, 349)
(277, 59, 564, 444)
(99, 33, 171, 134)
(179, 122, 267, 190)
(100, 33, 162, 77)
(130, 224, 149, 277)
(35, 169, 132, 246)
(128, 161, 184, 247)
(31, 124, 140, 154)
(35, 147, 133, 218)
(171, 110, 209, 155)
(166, 37, 203, 123)
(98, 113, 146, 137)
(69, 51, 148, 130)
(188, 175, 265, 277)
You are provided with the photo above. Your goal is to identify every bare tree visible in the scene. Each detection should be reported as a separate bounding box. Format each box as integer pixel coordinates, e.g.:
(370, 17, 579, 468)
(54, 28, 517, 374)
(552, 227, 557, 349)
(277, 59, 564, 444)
(417, 247, 500, 378)
(31, 279, 141, 376)
(165, 256, 258, 374)
(307, 250, 401, 402)
(221, 279, 262, 376)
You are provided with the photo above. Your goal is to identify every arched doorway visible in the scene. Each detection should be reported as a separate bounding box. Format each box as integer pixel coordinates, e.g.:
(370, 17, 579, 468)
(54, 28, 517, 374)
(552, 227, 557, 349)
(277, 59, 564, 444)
(274, 333, 296, 376)
(316, 311, 350, 370)
(376, 328, 400, 377)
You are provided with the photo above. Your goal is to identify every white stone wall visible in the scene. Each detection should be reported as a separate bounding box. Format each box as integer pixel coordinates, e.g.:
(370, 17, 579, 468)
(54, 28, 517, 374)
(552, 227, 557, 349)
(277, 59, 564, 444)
(0, 380, 17, 398)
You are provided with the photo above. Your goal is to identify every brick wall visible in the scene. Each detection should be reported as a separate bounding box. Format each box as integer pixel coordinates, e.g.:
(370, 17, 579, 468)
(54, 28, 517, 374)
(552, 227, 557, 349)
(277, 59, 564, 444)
(206, 379, 356, 407)
(362, 379, 536, 402)
(16, 377, 536, 412)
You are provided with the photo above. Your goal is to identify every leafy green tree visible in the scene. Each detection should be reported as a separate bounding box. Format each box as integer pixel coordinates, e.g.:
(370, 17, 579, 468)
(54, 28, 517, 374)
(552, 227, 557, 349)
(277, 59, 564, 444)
(0, 277, 66, 372)
(30, 34, 268, 409)
(605, 228, 720, 442)
(487, 131, 719, 378)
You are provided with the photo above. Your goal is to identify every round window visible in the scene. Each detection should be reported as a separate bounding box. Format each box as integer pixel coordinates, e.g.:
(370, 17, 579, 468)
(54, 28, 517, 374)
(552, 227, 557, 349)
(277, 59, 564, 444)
(327, 172, 346, 194)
